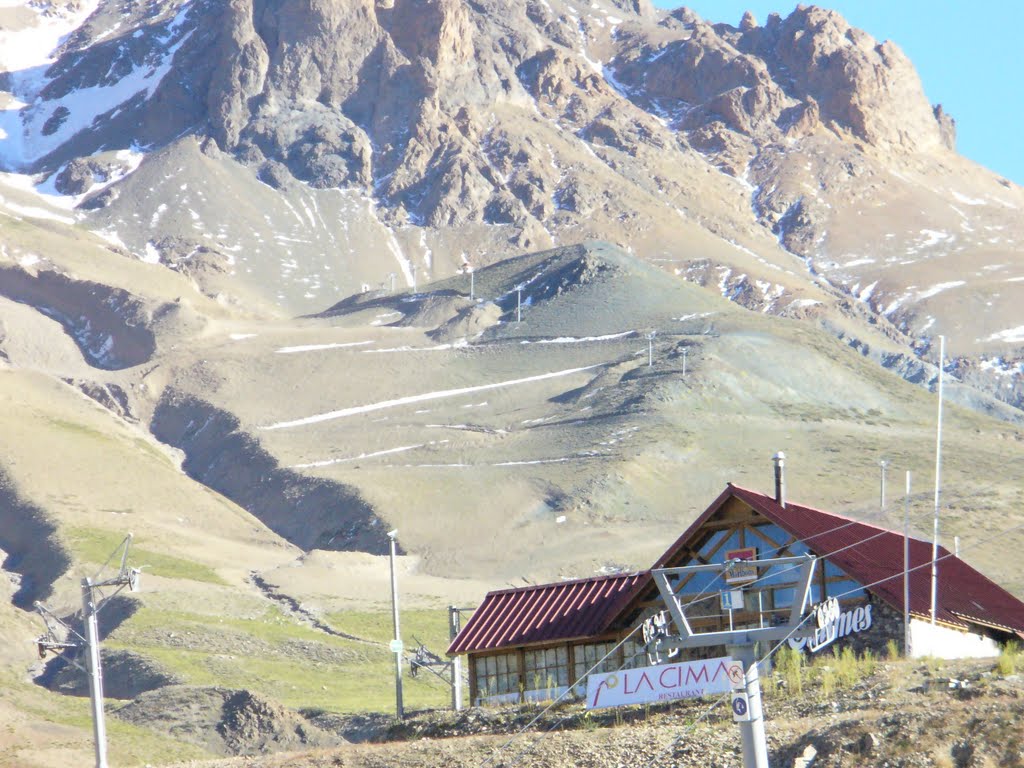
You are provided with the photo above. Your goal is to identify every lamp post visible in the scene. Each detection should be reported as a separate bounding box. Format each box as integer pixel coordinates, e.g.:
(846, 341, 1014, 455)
(387, 529, 404, 719)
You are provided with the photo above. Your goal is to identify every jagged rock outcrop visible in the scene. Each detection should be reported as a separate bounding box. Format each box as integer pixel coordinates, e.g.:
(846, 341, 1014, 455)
(17, 0, 963, 233)
(737, 6, 945, 152)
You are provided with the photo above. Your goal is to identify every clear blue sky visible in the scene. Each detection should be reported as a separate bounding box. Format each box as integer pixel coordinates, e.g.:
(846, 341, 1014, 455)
(650, 1, 1023, 186)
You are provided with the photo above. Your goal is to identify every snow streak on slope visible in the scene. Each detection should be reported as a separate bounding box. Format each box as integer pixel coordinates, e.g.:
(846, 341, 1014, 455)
(261, 363, 605, 430)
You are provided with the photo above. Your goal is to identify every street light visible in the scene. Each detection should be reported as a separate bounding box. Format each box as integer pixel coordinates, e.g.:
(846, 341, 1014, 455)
(387, 529, 404, 719)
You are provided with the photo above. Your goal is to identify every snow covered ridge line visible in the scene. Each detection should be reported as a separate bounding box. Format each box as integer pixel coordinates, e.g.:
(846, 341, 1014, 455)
(260, 363, 607, 431)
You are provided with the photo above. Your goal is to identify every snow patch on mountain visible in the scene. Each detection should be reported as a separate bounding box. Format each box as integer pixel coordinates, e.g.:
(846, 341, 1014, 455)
(0, 0, 102, 168)
(917, 281, 965, 300)
(984, 327, 1024, 344)
(1, 2, 192, 168)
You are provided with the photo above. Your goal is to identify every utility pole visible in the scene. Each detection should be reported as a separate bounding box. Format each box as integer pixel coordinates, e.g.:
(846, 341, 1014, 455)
(879, 459, 888, 517)
(931, 335, 945, 627)
(516, 286, 523, 323)
(904, 471, 912, 657)
(646, 330, 656, 367)
(387, 529, 404, 720)
(682, 347, 688, 377)
(449, 606, 463, 711)
(35, 535, 140, 768)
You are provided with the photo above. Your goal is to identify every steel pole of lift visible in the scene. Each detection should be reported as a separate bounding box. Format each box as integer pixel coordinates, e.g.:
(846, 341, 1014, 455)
(82, 578, 108, 768)
(726, 644, 770, 768)
(388, 531, 404, 720)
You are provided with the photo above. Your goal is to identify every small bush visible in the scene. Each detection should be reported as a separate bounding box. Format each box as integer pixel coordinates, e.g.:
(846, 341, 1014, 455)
(808, 646, 876, 695)
(861, 649, 877, 677)
(996, 641, 1021, 676)
(774, 646, 804, 696)
(819, 666, 835, 699)
(886, 638, 901, 660)
(835, 647, 860, 687)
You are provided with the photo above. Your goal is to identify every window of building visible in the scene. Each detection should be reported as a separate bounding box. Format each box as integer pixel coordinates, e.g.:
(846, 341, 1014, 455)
(621, 637, 645, 669)
(524, 646, 569, 693)
(475, 652, 520, 698)
(574, 641, 618, 683)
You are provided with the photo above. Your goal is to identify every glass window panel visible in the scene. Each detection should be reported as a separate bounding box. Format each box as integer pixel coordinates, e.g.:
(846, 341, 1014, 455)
(679, 569, 718, 594)
(477, 652, 521, 698)
(757, 564, 800, 586)
(574, 641, 619, 681)
(773, 587, 795, 609)
(696, 529, 730, 558)
(709, 530, 743, 563)
(824, 560, 851, 578)
(826, 580, 865, 600)
(783, 538, 811, 557)
(750, 523, 787, 550)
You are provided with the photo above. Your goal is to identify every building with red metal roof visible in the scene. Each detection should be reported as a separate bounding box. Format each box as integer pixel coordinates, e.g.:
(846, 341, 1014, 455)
(450, 477, 1024, 705)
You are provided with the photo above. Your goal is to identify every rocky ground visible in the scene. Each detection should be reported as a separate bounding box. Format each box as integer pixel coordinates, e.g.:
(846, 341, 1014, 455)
(152, 658, 1024, 768)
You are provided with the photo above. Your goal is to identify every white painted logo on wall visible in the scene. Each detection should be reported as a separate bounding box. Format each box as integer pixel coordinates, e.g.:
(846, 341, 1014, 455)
(788, 601, 873, 653)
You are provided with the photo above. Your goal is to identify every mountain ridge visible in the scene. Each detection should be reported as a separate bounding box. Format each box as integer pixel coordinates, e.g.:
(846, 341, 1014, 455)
(2, 6, 1024, 761)
(2, 1, 1020, 416)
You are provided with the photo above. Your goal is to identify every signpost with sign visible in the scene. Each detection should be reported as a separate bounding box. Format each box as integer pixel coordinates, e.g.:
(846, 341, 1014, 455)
(731, 691, 751, 722)
(724, 547, 758, 584)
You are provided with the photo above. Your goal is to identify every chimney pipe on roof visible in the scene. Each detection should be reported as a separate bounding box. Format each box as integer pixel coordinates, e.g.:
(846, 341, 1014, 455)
(773, 452, 786, 508)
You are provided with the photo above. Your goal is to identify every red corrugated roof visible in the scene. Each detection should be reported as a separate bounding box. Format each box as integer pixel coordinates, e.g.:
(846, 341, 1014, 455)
(726, 485, 1024, 633)
(447, 571, 648, 655)
(449, 485, 1024, 656)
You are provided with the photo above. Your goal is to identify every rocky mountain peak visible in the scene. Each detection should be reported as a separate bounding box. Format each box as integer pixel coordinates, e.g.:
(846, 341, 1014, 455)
(737, 4, 945, 152)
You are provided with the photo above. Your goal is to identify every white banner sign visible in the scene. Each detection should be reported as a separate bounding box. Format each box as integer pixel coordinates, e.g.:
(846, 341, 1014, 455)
(586, 656, 740, 709)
